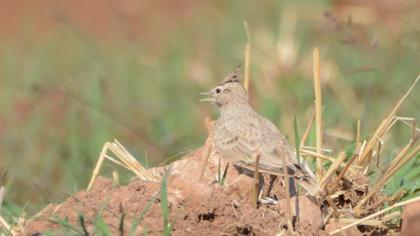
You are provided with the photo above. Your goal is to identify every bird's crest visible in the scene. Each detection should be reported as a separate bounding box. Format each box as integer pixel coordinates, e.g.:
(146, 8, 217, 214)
(219, 65, 242, 85)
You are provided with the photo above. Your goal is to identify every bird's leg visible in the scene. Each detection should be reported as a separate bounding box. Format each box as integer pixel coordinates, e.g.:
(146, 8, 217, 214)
(289, 178, 297, 197)
(253, 151, 261, 208)
(267, 175, 277, 198)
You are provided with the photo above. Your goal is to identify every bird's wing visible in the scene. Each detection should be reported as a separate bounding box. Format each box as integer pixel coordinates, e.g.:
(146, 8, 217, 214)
(258, 117, 294, 162)
(258, 116, 316, 179)
(214, 116, 261, 163)
(216, 114, 320, 195)
(215, 114, 297, 168)
(215, 113, 315, 180)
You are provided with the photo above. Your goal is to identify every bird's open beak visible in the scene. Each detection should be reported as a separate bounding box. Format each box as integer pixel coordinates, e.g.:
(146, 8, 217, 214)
(199, 91, 215, 103)
(199, 92, 211, 96)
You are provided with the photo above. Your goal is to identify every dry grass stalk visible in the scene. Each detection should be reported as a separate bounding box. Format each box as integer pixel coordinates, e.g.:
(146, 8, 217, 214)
(300, 145, 332, 153)
(319, 152, 346, 190)
(386, 118, 418, 169)
(0, 186, 7, 229)
(381, 211, 400, 223)
(87, 142, 110, 190)
(0, 216, 13, 235)
(396, 117, 420, 134)
(0, 186, 18, 236)
(359, 197, 387, 216)
(300, 149, 346, 166)
(388, 189, 406, 205)
(356, 119, 361, 145)
(102, 154, 126, 167)
(336, 218, 383, 227)
(329, 195, 420, 235)
(325, 196, 340, 218)
(199, 142, 213, 181)
(300, 109, 315, 147)
(327, 151, 358, 193)
(112, 171, 119, 186)
(243, 21, 251, 91)
(353, 120, 362, 170)
(386, 116, 418, 134)
(312, 47, 323, 181)
(111, 140, 155, 178)
(200, 118, 214, 181)
(253, 153, 261, 209)
(87, 139, 159, 190)
(355, 141, 419, 214)
(328, 190, 346, 199)
(322, 212, 333, 228)
(0, 186, 4, 209)
(387, 142, 419, 176)
(357, 74, 420, 166)
(280, 149, 293, 233)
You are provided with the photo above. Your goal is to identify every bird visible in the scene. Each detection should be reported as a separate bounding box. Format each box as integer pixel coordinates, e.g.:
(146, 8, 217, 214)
(200, 65, 320, 196)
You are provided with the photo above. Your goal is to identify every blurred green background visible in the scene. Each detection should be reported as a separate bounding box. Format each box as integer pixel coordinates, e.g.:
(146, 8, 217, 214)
(0, 0, 419, 214)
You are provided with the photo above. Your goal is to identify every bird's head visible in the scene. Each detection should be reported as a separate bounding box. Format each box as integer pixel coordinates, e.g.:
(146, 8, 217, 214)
(200, 65, 249, 108)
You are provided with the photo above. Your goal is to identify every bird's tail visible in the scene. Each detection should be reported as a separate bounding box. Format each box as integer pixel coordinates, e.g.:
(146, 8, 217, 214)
(298, 176, 322, 197)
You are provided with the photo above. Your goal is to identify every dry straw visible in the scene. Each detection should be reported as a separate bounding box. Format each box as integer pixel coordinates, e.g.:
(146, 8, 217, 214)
(329, 195, 420, 235)
(253, 153, 261, 208)
(0, 186, 19, 236)
(300, 109, 315, 147)
(304, 45, 420, 233)
(351, 75, 420, 214)
(0, 186, 10, 232)
(313, 47, 324, 181)
(243, 21, 251, 91)
(357, 74, 420, 167)
(319, 152, 346, 190)
(87, 139, 159, 190)
(280, 148, 294, 233)
(199, 142, 213, 182)
(323, 73, 420, 233)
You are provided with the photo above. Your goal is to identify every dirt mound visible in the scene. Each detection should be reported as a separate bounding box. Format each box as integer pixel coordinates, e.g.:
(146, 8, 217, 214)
(24, 139, 325, 235)
(30, 177, 292, 235)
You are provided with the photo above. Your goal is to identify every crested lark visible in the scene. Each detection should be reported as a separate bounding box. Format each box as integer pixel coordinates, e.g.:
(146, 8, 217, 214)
(201, 66, 320, 196)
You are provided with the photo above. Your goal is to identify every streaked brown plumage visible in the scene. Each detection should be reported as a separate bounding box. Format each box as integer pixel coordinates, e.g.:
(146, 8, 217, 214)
(201, 66, 320, 196)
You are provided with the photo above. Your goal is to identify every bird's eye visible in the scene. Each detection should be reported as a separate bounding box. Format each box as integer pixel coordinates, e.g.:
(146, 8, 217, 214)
(216, 88, 222, 94)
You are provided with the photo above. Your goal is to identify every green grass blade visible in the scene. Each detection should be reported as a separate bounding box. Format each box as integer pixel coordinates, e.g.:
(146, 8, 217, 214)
(51, 216, 83, 234)
(217, 158, 222, 185)
(143, 226, 149, 236)
(293, 115, 301, 163)
(221, 162, 229, 186)
(78, 214, 90, 236)
(161, 170, 172, 236)
(119, 210, 125, 236)
(95, 216, 112, 236)
(129, 193, 159, 236)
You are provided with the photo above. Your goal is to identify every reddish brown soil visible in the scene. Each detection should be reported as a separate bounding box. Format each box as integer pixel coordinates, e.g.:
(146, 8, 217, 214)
(27, 177, 287, 235)
(24, 138, 328, 235)
(401, 201, 420, 236)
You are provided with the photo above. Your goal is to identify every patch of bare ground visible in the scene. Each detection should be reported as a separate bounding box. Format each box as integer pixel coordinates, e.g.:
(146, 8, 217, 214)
(25, 139, 322, 235)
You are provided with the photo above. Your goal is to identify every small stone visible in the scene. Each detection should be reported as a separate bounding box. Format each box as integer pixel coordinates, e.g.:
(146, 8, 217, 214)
(278, 196, 322, 235)
(223, 174, 255, 203)
(401, 201, 420, 236)
(323, 222, 362, 236)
